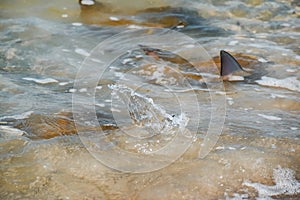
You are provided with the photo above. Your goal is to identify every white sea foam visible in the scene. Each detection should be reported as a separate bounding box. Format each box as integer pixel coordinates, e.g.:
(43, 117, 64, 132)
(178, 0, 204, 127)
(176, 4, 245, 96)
(127, 25, 144, 29)
(0, 111, 33, 120)
(164, 88, 210, 93)
(228, 40, 239, 46)
(80, 0, 95, 5)
(270, 93, 287, 99)
(227, 97, 234, 105)
(95, 103, 105, 107)
(286, 68, 297, 73)
(244, 166, 300, 197)
(121, 58, 133, 65)
(110, 107, 121, 112)
(75, 48, 90, 57)
(72, 22, 82, 26)
(79, 88, 87, 93)
(255, 76, 300, 92)
(257, 114, 282, 121)
(109, 16, 120, 21)
(0, 126, 25, 137)
(215, 146, 225, 150)
(59, 82, 71, 86)
(69, 88, 76, 93)
(258, 57, 268, 63)
(225, 192, 249, 200)
(228, 75, 245, 81)
(23, 77, 58, 84)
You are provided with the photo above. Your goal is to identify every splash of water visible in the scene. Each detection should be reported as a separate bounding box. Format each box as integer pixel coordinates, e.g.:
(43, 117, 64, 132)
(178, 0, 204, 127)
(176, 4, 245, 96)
(109, 84, 189, 136)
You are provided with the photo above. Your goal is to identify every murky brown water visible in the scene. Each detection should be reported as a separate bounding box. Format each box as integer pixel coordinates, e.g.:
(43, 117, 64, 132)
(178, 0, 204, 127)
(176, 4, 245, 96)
(1, 0, 300, 199)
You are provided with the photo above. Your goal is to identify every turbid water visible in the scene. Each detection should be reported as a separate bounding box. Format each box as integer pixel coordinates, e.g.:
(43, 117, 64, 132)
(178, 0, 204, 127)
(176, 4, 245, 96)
(0, 0, 300, 199)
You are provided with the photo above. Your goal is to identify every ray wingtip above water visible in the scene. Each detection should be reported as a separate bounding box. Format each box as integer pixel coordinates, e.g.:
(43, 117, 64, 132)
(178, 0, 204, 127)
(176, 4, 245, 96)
(220, 50, 247, 81)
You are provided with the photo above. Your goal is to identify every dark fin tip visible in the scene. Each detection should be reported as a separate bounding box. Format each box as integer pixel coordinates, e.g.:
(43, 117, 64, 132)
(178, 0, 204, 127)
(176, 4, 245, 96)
(220, 50, 245, 77)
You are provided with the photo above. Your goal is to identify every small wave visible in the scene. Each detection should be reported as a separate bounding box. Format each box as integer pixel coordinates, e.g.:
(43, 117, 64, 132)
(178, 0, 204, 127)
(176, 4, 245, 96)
(255, 76, 300, 92)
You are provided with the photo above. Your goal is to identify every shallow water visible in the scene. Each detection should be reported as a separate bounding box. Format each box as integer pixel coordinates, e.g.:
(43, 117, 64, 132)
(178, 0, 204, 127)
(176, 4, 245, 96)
(0, 0, 300, 199)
